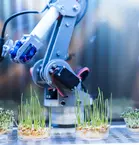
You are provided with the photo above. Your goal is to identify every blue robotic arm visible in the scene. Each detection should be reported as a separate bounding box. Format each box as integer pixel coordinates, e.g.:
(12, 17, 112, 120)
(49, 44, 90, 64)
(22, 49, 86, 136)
(9, 0, 81, 64)
(1, 0, 91, 111)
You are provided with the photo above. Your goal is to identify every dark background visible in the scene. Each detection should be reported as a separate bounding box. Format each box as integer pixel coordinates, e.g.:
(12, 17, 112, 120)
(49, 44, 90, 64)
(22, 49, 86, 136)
(0, 0, 139, 120)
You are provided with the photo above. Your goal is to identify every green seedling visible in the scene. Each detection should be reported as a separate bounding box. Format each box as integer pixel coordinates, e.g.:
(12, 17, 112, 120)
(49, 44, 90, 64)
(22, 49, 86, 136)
(75, 87, 112, 130)
(0, 108, 14, 132)
(121, 107, 139, 129)
(18, 86, 51, 139)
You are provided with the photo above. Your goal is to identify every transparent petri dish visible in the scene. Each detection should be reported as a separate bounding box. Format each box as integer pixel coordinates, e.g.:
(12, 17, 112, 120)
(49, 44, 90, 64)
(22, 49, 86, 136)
(0, 127, 13, 144)
(17, 127, 50, 142)
(127, 127, 139, 134)
(76, 127, 109, 140)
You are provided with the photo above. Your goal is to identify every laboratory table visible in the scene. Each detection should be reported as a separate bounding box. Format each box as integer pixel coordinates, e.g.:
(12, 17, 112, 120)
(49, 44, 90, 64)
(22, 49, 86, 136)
(2, 125, 139, 145)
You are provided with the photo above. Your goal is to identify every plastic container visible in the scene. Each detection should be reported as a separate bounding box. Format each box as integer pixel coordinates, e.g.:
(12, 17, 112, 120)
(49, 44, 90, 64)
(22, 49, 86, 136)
(18, 126, 50, 141)
(76, 126, 110, 140)
(0, 128, 13, 141)
(0, 108, 14, 144)
(124, 118, 139, 134)
(126, 126, 139, 135)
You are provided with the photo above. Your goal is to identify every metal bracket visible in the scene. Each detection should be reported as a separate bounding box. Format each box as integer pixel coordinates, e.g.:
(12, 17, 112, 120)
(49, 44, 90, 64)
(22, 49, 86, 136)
(48, 16, 77, 61)
(15, 34, 43, 63)
(40, 16, 77, 79)
(31, 59, 46, 88)
(2, 39, 13, 57)
(43, 59, 76, 87)
(51, 0, 81, 16)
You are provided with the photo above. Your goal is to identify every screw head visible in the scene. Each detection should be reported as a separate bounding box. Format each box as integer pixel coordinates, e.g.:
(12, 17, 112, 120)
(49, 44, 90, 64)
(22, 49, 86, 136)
(48, 81, 52, 85)
(37, 68, 40, 74)
(56, 51, 60, 56)
(60, 5, 64, 10)
(52, 64, 57, 69)
(73, 5, 79, 11)
(61, 100, 66, 106)
(49, 69, 54, 74)
(65, 23, 70, 27)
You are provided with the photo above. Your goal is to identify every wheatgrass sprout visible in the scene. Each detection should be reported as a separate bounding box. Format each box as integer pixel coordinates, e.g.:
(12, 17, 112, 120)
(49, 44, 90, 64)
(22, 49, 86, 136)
(75, 90, 82, 126)
(18, 87, 51, 140)
(75, 88, 112, 139)
(49, 107, 52, 129)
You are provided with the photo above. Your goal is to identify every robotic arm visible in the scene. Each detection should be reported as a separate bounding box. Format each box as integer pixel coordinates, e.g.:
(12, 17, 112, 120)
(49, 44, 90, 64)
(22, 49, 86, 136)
(9, 0, 81, 64)
(1, 0, 91, 124)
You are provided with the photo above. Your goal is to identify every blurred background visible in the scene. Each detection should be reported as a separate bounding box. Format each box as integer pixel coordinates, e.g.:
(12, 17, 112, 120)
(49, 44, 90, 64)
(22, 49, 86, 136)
(0, 0, 139, 120)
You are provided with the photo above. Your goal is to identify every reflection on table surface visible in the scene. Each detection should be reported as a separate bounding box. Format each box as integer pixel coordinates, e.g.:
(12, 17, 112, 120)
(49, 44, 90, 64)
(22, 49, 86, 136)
(1, 125, 139, 145)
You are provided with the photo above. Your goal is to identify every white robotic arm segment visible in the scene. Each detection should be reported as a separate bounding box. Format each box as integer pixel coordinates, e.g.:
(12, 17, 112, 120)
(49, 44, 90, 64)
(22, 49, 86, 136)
(31, 6, 59, 39)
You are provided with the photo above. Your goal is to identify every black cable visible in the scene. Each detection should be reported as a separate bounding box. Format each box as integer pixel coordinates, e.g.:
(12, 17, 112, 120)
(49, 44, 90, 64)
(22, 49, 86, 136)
(1, 0, 88, 38)
(0, 4, 49, 61)
(0, 37, 4, 61)
(0, 0, 87, 61)
(1, 4, 49, 38)
(0, 11, 40, 61)
(1, 11, 39, 38)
